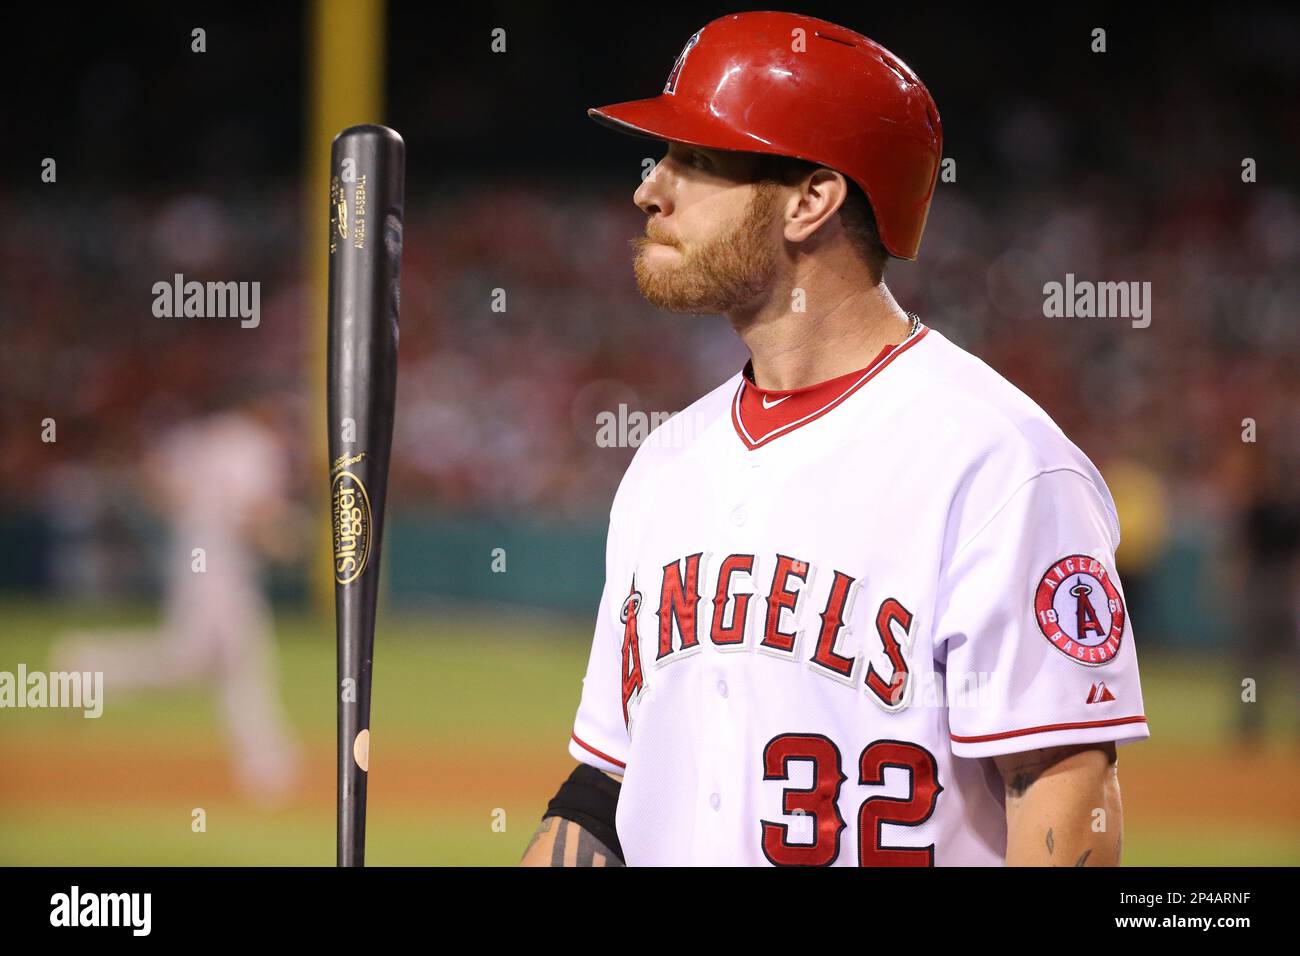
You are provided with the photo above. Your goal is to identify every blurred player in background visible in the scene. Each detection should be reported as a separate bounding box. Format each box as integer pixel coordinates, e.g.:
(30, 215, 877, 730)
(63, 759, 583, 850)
(1226, 359, 1300, 746)
(52, 390, 307, 805)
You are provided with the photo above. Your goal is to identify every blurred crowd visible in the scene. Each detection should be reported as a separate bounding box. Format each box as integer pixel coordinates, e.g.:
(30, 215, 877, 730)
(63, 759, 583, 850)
(2, 110, 1298, 687)
(6, 175, 1296, 510)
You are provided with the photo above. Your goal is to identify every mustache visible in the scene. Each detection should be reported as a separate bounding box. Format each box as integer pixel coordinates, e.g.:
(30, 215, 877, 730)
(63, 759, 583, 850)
(636, 223, 679, 248)
(631, 236, 670, 255)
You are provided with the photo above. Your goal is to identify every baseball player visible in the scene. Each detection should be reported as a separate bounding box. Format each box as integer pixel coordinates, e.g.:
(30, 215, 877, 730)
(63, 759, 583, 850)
(52, 396, 304, 805)
(522, 12, 1149, 867)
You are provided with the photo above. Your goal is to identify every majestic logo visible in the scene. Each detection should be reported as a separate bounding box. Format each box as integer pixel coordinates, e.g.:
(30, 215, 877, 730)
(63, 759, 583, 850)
(331, 464, 372, 585)
(1086, 682, 1116, 703)
(663, 30, 702, 94)
(1034, 555, 1126, 666)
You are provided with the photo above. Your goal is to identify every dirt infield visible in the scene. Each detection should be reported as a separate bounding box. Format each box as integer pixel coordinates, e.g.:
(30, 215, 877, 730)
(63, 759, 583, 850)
(1120, 747, 1300, 825)
(0, 737, 571, 812)
(3, 736, 1296, 827)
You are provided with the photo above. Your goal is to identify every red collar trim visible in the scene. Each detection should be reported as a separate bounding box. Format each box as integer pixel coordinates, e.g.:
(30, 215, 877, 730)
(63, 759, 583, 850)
(731, 326, 930, 450)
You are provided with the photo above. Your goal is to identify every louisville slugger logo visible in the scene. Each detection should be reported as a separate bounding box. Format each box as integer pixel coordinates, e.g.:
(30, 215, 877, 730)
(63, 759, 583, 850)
(332, 466, 372, 585)
(329, 175, 347, 252)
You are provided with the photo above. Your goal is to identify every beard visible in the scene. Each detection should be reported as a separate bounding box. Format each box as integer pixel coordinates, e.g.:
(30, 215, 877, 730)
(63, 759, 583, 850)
(631, 183, 781, 314)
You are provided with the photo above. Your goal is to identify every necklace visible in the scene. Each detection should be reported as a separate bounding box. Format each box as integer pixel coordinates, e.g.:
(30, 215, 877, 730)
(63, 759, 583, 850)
(903, 311, 922, 341)
(743, 312, 924, 387)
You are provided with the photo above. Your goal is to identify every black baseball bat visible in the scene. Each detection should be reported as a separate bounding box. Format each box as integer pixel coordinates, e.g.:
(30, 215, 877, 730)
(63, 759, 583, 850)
(327, 124, 405, 867)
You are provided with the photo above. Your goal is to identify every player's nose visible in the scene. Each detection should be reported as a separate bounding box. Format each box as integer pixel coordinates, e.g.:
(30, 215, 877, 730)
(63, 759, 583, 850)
(634, 160, 672, 216)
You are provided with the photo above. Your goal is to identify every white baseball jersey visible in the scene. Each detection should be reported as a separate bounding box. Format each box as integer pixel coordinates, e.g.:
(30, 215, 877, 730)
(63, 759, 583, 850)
(156, 412, 287, 615)
(568, 322, 1150, 866)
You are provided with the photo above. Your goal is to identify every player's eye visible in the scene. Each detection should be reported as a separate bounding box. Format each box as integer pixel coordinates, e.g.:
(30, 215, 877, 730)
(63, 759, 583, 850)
(681, 150, 707, 169)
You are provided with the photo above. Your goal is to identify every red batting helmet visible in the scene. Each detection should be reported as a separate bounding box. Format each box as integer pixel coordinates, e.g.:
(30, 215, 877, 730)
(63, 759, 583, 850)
(588, 11, 942, 260)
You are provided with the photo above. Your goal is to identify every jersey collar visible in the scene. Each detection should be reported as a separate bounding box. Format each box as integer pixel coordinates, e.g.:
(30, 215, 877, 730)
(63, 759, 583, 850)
(731, 325, 929, 450)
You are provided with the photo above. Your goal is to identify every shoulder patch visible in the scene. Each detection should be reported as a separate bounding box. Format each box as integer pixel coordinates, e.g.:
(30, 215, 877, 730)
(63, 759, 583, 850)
(1033, 554, 1126, 666)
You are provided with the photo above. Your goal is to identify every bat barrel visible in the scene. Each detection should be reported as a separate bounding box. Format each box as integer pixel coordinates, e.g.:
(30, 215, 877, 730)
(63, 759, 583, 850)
(327, 124, 405, 867)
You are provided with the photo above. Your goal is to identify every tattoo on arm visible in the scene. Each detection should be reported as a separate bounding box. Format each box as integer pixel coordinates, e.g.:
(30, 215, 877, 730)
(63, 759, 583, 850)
(551, 818, 625, 867)
(523, 816, 554, 857)
(1001, 745, 1121, 867)
(1003, 755, 1058, 799)
(1000, 743, 1117, 800)
(539, 817, 625, 867)
(1046, 845, 1097, 867)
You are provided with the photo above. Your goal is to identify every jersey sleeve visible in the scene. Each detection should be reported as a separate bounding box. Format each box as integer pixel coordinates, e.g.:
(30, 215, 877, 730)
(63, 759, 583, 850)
(934, 467, 1151, 759)
(568, 511, 632, 775)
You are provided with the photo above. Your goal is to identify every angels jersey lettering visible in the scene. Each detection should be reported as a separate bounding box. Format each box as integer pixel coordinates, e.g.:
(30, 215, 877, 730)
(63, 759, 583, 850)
(569, 324, 1150, 866)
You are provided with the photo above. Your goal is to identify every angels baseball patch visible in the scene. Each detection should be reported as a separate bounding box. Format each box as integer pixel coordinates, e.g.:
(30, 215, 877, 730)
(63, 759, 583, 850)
(1034, 554, 1126, 666)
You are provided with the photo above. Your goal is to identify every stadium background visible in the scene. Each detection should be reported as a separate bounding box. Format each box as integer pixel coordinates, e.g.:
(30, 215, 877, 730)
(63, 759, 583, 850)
(1, 1, 1297, 864)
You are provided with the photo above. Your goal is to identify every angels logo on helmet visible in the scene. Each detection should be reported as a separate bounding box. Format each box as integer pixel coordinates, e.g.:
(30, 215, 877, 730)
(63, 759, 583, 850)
(663, 30, 702, 94)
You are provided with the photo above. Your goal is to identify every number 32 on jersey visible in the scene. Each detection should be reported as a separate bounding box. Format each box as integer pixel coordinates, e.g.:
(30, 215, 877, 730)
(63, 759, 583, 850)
(761, 734, 943, 867)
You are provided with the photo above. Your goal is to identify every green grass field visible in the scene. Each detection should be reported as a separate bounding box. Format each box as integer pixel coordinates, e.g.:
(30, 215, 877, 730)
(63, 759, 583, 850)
(1, 599, 1297, 865)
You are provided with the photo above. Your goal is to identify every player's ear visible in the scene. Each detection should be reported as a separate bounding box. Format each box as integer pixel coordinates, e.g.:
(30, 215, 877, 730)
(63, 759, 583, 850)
(783, 169, 847, 245)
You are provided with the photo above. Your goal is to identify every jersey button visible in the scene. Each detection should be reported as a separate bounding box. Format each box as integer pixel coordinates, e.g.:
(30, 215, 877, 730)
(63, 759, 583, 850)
(709, 793, 721, 811)
(730, 506, 746, 526)
(716, 679, 728, 698)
